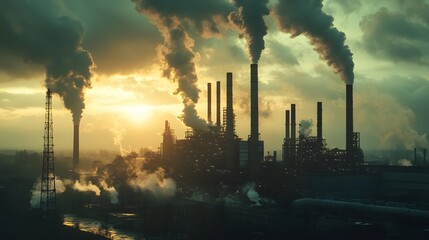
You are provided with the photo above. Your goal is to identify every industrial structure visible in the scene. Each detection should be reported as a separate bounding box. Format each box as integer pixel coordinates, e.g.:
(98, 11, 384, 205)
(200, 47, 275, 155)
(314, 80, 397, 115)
(40, 88, 56, 213)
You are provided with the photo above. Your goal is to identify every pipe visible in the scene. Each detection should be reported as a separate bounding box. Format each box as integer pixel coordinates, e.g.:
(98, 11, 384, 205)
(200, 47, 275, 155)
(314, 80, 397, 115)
(207, 83, 212, 124)
(250, 64, 259, 141)
(73, 124, 79, 170)
(216, 81, 221, 128)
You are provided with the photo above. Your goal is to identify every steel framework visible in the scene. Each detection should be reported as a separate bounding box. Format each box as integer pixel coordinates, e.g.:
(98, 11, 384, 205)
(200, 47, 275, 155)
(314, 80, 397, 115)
(40, 88, 56, 213)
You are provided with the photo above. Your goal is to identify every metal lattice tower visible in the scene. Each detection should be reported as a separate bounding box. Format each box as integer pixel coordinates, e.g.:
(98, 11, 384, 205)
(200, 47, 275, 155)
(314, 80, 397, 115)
(40, 88, 56, 213)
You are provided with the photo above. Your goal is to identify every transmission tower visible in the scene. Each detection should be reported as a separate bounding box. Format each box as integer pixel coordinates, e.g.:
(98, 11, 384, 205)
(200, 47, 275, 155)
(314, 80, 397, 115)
(40, 88, 56, 213)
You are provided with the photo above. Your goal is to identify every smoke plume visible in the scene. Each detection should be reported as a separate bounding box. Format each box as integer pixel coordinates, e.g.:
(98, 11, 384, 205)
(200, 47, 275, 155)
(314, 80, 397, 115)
(103, 153, 177, 199)
(30, 176, 68, 208)
(242, 182, 261, 206)
(272, 0, 354, 84)
(299, 119, 313, 137)
(131, 0, 233, 129)
(229, 0, 269, 63)
(73, 180, 101, 196)
(0, 0, 94, 124)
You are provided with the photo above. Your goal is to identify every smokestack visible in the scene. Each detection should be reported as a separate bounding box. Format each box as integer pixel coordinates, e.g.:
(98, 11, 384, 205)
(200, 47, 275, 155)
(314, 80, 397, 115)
(207, 83, 212, 125)
(73, 124, 79, 170)
(291, 104, 296, 144)
(317, 102, 322, 143)
(226, 73, 234, 135)
(226, 73, 235, 170)
(414, 147, 417, 165)
(346, 84, 354, 161)
(250, 64, 259, 140)
(285, 110, 290, 140)
(216, 81, 221, 128)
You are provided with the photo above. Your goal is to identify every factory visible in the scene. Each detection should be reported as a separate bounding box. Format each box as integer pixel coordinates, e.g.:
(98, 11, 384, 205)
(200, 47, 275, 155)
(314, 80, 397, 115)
(158, 63, 364, 180)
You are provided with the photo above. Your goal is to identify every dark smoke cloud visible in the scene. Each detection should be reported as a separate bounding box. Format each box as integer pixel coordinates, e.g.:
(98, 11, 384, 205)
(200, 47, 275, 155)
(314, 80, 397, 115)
(132, 0, 233, 129)
(272, 0, 354, 84)
(229, 0, 269, 63)
(0, 0, 94, 124)
(360, 8, 429, 65)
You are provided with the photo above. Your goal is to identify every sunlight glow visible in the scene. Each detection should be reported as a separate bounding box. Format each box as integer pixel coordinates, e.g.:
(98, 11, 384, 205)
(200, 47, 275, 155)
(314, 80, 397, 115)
(121, 105, 153, 125)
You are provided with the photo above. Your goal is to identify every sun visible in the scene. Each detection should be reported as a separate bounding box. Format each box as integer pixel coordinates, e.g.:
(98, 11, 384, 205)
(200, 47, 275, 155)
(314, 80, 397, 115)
(122, 105, 153, 125)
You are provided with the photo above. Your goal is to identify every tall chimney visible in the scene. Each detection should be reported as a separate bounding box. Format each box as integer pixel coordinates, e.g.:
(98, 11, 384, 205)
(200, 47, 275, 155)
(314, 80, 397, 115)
(226, 72, 235, 170)
(207, 83, 212, 125)
(226, 73, 234, 135)
(291, 104, 296, 145)
(317, 102, 323, 143)
(216, 81, 221, 128)
(250, 64, 259, 140)
(73, 124, 79, 170)
(285, 110, 290, 140)
(346, 84, 354, 162)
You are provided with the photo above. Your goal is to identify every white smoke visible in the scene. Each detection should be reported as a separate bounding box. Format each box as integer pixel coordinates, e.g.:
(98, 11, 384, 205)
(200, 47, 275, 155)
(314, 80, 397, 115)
(398, 158, 413, 167)
(128, 167, 176, 198)
(110, 120, 128, 155)
(73, 180, 101, 196)
(29, 176, 69, 209)
(100, 180, 119, 204)
(242, 182, 275, 207)
(242, 182, 261, 206)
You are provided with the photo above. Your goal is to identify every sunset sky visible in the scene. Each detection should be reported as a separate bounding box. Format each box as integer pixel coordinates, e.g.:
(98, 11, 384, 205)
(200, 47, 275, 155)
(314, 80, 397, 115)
(1, 0, 428, 156)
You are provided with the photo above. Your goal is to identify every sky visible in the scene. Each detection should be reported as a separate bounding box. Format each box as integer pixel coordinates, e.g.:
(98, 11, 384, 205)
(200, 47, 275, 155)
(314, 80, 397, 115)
(0, 0, 428, 156)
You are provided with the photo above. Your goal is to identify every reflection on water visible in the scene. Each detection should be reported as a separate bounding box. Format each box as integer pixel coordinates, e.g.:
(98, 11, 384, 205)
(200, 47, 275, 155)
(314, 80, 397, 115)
(63, 214, 145, 240)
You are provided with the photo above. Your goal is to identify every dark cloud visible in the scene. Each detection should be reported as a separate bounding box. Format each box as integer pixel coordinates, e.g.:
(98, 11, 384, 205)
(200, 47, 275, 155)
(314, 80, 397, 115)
(132, 0, 234, 37)
(397, 0, 429, 25)
(0, 0, 94, 124)
(329, 0, 361, 14)
(131, 0, 235, 129)
(360, 8, 429, 64)
(229, 0, 269, 63)
(266, 39, 299, 65)
(63, 0, 162, 75)
(272, 0, 355, 84)
(379, 76, 429, 138)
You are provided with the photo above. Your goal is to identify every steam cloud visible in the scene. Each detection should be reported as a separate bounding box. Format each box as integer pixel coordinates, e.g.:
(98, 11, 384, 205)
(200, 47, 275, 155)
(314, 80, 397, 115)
(0, 0, 94, 124)
(299, 119, 313, 137)
(273, 0, 354, 84)
(229, 0, 269, 63)
(30, 176, 68, 208)
(131, 0, 233, 129)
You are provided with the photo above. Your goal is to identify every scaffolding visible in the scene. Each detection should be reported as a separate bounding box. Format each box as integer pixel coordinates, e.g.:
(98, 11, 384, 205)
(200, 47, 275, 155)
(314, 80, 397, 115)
(40, 89, 56, 213)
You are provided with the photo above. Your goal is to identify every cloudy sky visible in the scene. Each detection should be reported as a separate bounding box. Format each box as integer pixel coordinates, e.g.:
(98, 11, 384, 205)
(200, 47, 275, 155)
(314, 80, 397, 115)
(0, 0, 428, 157)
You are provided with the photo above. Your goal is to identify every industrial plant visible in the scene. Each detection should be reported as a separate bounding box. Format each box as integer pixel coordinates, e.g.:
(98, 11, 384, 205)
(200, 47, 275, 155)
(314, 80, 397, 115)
(0, 63, 428, 240)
